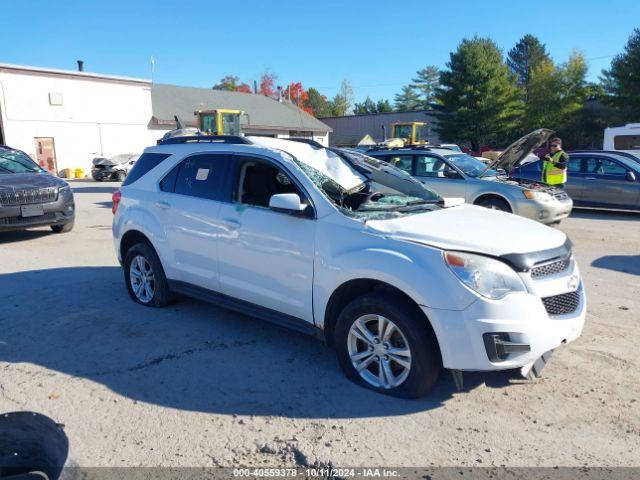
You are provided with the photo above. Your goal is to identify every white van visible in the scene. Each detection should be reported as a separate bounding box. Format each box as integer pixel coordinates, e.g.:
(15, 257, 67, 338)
(604, 123, 640, 156)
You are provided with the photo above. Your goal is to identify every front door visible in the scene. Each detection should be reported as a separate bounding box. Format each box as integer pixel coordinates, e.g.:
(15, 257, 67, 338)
(34, 138, 57, 174)
(414, 154, 468, 199)
(217, 155, 316, 323)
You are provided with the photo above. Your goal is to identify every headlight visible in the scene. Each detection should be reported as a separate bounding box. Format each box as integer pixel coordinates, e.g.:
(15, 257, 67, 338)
(444, 251, 527, 299)
(523, 190, 552, 201)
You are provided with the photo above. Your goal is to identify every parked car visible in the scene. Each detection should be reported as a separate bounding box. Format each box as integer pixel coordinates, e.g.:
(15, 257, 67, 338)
(0, 146, 75, 233)
(364, 129, 573, 225)
(91, 153, 140, 182)
(512, 151, 640, 211)
(112, 134, 585, 398)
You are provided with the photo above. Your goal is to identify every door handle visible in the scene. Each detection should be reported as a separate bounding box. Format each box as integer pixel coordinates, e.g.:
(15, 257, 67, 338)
(154, 201, 171, 209)
(222, 218, 241, 229)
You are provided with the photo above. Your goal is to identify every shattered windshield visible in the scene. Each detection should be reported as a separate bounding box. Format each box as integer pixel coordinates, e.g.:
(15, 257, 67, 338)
(295, 148, 442, 221)
(0, 150, 43, 174)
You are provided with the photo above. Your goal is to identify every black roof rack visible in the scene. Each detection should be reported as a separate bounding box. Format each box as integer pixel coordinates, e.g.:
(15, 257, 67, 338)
(157, 135, 253, 146)
(287, 137, 326, 149)
(364, 144, 438, 152)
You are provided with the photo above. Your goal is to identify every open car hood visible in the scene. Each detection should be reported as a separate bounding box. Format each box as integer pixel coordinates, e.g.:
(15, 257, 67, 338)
(485, 129, 554, 174)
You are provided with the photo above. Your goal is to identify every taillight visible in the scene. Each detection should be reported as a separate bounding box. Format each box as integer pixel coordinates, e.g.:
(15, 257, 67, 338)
(112, 189, 122, 214)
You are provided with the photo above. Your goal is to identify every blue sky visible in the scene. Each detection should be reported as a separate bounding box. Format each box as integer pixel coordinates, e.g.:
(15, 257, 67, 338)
(2, 0, 639, 103)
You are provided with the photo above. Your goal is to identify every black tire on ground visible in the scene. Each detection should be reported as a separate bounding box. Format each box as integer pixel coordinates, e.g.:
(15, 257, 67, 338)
(477, 197, 511, 212)
(334, 292, 442, 399)
(50, 221, 74, 233)
(115, 170, 126, 182)
(123, 241, 172, 308)
(92, 176, 102, 182)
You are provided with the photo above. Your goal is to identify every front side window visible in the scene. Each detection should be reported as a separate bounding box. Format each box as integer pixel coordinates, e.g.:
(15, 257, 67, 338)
(378, 155, 413, 174)
(415, 155, 449, 177)
(235, 158, 305, 209)
(171, 154, 230, 200)
(443, 153, 495, 177)
(598, 159, 627, 176)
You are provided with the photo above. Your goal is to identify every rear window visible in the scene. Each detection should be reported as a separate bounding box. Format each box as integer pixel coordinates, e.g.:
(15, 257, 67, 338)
(122, 153, 171, 186)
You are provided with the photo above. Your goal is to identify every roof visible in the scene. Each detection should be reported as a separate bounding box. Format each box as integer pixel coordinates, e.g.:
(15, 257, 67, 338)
(0, 62, 150, 85)
(151, 83, 331, 133)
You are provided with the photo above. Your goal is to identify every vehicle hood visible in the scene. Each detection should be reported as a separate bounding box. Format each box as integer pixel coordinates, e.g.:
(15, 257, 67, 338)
(485, 129, 554, 175)
(366, 204, 566, 256)
(0, 172, 68, 192)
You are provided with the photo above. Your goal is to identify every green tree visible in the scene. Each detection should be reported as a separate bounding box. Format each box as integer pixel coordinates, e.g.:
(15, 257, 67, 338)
(306, 88, 333, 117)
(411, 65, 440, 108)
(213, 75, 241, 91)
(524, 52, 588, 132)
(507, 34, 550, 102)
(436, 37, 523, 151)
(330, 79, 355, 116)
(601, 28, 640, 121)
(354, 96, 377, 114)
(376, 99, 393, 113)
(394, 85, 421, 111)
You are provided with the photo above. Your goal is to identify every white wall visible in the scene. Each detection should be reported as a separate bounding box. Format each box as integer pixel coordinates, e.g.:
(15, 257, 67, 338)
(0, 69, 156, 172)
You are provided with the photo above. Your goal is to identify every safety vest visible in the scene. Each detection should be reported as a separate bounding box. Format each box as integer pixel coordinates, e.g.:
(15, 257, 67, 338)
(542, 151, 568, 185)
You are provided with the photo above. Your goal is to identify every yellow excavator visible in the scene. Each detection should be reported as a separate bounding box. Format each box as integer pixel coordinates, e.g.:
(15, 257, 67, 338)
(389, 121, 429, 146)
(195, 109, 245, 136)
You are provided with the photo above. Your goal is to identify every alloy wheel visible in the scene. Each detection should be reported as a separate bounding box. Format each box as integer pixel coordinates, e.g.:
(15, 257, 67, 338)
(129, 255, 156, 303)
(347, 314, 412, 389)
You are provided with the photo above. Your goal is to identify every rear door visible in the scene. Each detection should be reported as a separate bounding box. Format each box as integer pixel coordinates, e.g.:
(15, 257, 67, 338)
(156, 153, 232, 290)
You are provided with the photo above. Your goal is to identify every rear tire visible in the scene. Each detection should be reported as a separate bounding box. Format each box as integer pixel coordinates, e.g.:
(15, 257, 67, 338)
(477, 197, 511, 212)
(334, 292, 442, 399)
(51, 221, 74, 233)
(124, 242, 172, 307)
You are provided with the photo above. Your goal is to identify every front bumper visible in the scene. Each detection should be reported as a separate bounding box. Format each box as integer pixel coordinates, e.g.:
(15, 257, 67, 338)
(0, 195, 75, 231)
(91, 168, 115, 180)
(515, 198, 573, 224)
(423, 283, 586, 371)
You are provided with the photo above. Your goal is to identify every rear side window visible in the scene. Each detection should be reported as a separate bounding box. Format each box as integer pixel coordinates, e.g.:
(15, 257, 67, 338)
(122, 153, 171, 186)
(171, 154, 231, 201)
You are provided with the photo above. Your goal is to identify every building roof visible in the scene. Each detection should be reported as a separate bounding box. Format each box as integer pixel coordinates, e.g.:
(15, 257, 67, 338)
(151, 83, 331, 133)
(0, 62, 150, 85)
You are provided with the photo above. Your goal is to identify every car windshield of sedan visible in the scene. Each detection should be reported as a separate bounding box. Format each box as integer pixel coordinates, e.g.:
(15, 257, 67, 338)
(443, 153, 497, 177)
(295, 148, 443, 221)
(0, 150, 43, 174)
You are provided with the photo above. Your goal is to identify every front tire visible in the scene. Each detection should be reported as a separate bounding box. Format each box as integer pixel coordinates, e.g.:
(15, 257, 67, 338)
(477, 197, 511, 212)
(115, 171, 126, 182)
(124, 242, 172, 307)
(334, 293, 442, 398)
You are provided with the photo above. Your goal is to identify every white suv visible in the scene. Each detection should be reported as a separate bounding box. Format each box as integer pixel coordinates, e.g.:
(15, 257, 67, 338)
(112, 135, 586, 398)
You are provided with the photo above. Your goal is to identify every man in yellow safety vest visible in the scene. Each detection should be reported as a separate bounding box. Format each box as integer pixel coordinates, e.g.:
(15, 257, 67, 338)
(542, 137, 568, 187)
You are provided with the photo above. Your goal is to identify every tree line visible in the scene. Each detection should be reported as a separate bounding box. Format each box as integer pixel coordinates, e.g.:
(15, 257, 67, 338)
(212, 28, 639, 149)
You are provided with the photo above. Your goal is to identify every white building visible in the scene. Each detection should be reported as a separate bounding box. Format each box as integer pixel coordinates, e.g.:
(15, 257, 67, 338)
(0, 63, 332, 175)
(0, 63, 154, 173)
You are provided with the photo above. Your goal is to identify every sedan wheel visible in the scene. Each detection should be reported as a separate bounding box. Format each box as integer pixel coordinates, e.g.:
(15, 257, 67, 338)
(347, 314, 412, 389)
(129, 255, 156, 303)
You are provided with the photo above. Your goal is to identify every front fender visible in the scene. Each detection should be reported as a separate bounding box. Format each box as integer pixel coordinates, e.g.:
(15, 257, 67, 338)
(313, 235, 477, 330)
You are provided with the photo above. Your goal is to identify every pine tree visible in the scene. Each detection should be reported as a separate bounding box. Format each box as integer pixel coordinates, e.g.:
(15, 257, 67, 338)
(507, 35, 550, 102)
(411, 66, 440, 109)
(436, 37, 523, 151)
(601, 28, 640, 121)
(394, 85, 421, 112)
(376, 99, 393, 113)
(307, 88, 333, 117)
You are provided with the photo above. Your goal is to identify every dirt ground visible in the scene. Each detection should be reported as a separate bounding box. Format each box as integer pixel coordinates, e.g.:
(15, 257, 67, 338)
(0, 179, 638, 468)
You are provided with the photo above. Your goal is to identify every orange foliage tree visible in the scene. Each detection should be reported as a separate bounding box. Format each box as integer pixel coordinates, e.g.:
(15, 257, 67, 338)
(284, 82, 313, 115)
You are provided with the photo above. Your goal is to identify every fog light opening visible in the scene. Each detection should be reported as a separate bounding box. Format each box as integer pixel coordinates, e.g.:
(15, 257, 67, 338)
(483, 332, 531, 362)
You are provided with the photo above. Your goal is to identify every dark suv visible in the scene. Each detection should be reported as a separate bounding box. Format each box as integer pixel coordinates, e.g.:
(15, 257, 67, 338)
(0, 146, 75, 233)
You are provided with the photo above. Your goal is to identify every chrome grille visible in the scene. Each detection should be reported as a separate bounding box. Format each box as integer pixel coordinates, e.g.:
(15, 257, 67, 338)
(0, 213, 56, 225)
(542, 290, 581, 316)
(0, 187, 58, 206)
(531, 256, 571, 279)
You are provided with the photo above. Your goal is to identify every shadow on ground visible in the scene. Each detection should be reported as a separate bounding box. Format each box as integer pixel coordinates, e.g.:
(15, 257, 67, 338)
(570, 209, 640, 222)
(0, 229, 58, 244)
(0, 267, 521, 419)
(592, 255, 640, 275)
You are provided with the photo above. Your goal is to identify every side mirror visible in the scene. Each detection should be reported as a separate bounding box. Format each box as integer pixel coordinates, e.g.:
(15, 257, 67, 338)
(443, 169, 460, 179)
(269, 193, 308, 215)
(626, 171, 637, 182)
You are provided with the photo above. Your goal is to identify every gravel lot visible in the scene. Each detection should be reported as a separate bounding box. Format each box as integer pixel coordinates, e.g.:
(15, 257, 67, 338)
(0, 179, 638, 468)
